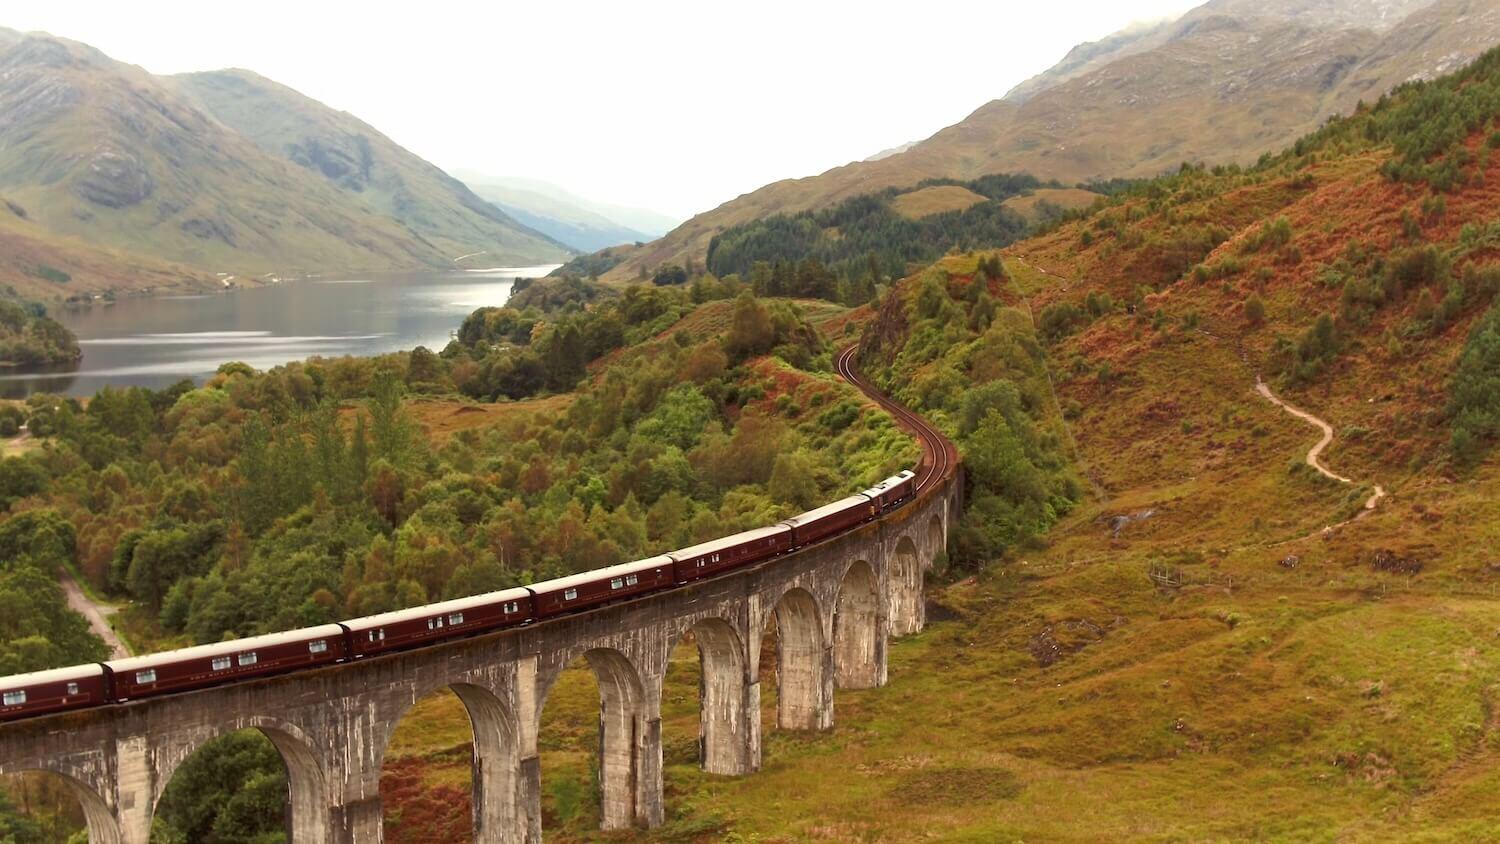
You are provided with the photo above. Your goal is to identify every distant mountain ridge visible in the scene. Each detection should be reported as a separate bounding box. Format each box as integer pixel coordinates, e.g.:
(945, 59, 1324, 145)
(455, 173, 674, 253)
(0, 28, 571, 282)
(593, 0, 1500, 283)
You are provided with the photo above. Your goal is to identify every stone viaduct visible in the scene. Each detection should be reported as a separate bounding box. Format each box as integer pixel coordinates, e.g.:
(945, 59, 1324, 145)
(0, 472, 959, 842)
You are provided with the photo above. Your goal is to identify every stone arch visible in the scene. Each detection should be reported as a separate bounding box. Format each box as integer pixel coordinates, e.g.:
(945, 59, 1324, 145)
(668, 617, 749, 775)
(833, 560, 884, 690)
(152, 716, 327, 844)
(378, 680, 521, 843)
(538, 646, 651, 831)
(2, 767, 120, 844)
(927, 512, 946, 569)
(769, 587, 830, 731)
(889, 534, 923, 637)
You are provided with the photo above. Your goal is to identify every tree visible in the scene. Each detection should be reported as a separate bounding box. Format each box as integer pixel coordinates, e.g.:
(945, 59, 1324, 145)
(1450, 302, 1500, 465)
(1244, 294, 1267, 326)
(152, 731, 287, 844)
(652, 264, 689, 286)
(723, 293, 776, 362)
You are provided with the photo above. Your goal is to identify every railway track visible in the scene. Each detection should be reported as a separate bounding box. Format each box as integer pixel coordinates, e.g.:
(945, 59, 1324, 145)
(835, 344, 959, 495)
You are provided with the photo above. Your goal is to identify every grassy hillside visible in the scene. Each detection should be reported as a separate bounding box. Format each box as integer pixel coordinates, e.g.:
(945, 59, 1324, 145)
(595, 0, 1500, 283)
(0, 195, 219, 302)
(493, 44, 1500, 840)
(0, 31, 567, 280)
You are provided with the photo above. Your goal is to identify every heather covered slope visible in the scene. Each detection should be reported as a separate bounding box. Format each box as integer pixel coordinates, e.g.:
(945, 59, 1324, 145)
(596, 0, 1500, 283)
(535, 48, 1500, 841)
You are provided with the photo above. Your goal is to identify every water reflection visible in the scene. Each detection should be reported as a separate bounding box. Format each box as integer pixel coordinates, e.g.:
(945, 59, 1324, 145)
(0, 266, 555, 398)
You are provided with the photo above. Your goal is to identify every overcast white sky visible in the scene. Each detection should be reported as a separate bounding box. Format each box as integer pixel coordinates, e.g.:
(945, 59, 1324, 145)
(7, 1, 1200, 222)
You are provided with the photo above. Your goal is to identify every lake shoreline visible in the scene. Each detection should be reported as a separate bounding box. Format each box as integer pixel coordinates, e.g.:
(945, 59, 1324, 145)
(1, 265, 560, 399)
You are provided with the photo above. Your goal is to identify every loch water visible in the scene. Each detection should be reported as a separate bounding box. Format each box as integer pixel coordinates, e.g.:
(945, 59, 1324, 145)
(0, 266, 558, 398)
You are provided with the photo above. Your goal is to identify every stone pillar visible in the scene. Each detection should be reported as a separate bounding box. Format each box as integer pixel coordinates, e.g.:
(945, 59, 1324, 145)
(818, 645, 836, 731)
(833, 562, 885, 690)
(518, 756, 542, 844)
(115, 735, 153, 844)
(744, 680, 762, 773)
(515, 656, 542, 844)
(635, 715, 664, 828)
(329, 795, 383, 844)
(888, 536, 924, 637)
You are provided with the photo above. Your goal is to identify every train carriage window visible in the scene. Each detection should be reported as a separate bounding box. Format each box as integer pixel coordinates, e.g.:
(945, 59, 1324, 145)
(135, 670, 156, 684)
(626, 574, 638, 586)
(610, 577, 623, 590)
(3, 690, 24, 706)
(448, 613, 463, 625)
(212, 657, 231, 671)
(564, 588, 578, 601)
(238, 653, 258, 667)
(379, 629, 386, 640)
(504, 601, 519, 613)
(308, 640, 328, 654)
(66, 683, 78, 696)
(367, 631, 376, 642)
(427, 619, 435, 630)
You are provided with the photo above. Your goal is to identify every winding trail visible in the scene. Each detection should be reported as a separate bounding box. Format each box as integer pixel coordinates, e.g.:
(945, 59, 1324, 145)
(1255, 376, 1387, 524)
(1008, 252, 1388, 540)
(58, 569, 130, 659)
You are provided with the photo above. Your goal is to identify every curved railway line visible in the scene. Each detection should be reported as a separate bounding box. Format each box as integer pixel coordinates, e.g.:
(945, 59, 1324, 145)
(0, 344, 961, 724)
(836, 343, 958, 494)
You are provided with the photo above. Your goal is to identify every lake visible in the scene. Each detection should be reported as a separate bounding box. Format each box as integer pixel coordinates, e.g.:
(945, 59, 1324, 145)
(0, 266, 559, 398)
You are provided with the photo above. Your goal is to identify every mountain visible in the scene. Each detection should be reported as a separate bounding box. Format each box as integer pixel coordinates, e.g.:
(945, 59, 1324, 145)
(471, 175, 678, 239)
(0, 193, 215, 301)
(0, 30, 570, 278)
(594, 0, 1500, 284)
(169, 70, 570, 268)
(453, 173, 670, 253)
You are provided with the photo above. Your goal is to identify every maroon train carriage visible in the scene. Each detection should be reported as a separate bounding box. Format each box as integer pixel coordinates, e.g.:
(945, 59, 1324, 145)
(782, 494, 878, 549)
(530, 555, 675, 620)
(0, 664, 108, 723)
(670, 524, 792, 583)
(345, 586, 533, 659)
(863, 470, 917, 512)
(106, 624, 348, 702)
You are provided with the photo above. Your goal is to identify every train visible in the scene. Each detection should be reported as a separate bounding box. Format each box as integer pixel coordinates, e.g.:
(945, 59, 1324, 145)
(0, 470, 916, 723)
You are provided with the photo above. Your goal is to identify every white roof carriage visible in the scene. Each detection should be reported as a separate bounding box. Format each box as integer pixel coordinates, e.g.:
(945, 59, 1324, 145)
(106, 624, 348, 674)
(668, 525, 790, 561)
(342, 587, 533, 634)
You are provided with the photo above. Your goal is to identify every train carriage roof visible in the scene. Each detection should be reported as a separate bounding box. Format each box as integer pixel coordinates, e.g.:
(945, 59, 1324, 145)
(782, 494, 873, 528)
(529, 555, 675, 594)
(667, 524, 790, 561)
(862, 470, 916, 497)
(0, 663, 104, 690)
(106, 624, 348, 674)
(342, 586, 534, 633)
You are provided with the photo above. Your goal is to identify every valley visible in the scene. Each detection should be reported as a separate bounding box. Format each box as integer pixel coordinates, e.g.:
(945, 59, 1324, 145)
(0, 1, 1499, 842)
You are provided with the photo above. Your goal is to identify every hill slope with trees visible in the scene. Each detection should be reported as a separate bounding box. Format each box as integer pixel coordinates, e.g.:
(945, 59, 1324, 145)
(591, 0, 1500, 284)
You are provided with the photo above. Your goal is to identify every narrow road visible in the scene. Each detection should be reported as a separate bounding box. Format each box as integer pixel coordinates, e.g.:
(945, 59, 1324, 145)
(1255, 376, 1387, 517)
(58, 569, 130, 659)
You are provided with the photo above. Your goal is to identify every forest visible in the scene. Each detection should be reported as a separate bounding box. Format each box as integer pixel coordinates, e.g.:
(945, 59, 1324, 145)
(704, 173, 1045, 282)
(0, 300, 79, 368)
(0, 281, 918, 841)
(858, 255, 1080, 570)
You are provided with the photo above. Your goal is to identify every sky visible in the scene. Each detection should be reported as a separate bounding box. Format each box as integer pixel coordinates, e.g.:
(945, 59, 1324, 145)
(5, 0, 1201, 223)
